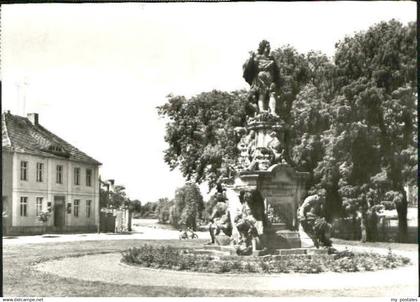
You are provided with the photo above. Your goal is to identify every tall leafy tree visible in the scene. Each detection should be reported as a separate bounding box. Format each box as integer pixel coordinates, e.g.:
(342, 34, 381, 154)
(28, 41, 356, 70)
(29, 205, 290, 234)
(155, 197, 173, 224)
(331, 20, 417, 241)
(173, 183, 204, 230)
(158, 90, 250, 187)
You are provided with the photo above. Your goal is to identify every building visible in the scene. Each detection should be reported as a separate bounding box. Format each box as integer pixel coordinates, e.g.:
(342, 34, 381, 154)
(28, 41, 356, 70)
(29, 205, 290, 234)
(2, 111, 101, 235)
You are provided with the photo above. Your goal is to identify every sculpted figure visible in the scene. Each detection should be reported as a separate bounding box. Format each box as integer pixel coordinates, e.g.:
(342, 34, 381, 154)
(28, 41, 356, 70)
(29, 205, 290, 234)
(247, 147, 273, 171)
(267, 131, 287, 164)
(297, 194, 332, 248)
(243, 40, 280, 115)
(234, 190, 266, 255)
(268, 83, 278, 116)
(235, 128, 255, 171)
(207, 187, 232, 245)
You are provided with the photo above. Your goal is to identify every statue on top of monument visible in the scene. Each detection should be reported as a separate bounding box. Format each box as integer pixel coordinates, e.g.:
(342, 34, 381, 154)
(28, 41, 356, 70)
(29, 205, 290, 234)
(243, 40, 281, 116)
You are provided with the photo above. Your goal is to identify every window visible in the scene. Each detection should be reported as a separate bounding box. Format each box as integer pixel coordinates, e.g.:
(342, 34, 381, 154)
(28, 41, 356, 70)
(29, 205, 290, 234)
(36, 163, 44, 182)
(36, 197, 43, 216)
(20, 161, 28, 181)
(56, 165, 63, 184)
(74, 200, 79, 217)
(20, 197, 28, 216)
(86, 200, 91, 218)
(74, 167, 80, 185)
(86, 169, 92, 187)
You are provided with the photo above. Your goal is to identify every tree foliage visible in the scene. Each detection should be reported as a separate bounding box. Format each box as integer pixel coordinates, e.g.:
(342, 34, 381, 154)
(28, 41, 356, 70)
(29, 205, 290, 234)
(290, 20, 417, 241)
(154, 183, 204, 230)
(158, 90, 251, 187)
(155, 197, 173, 224)
(139, 201, 157, 218)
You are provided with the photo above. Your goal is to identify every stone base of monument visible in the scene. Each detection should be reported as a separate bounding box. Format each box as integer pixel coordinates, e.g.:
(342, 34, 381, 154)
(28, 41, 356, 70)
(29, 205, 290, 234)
(265, 230, 302, 250)
(202, 244, 237, 256)
(272, 247, 328, 255)
(214, 234, 232, 246)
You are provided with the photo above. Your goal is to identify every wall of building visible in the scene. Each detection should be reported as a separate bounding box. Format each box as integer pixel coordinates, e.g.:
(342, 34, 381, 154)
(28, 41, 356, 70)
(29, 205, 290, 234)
(8, 152, 99, 234)
(2, 151, 14, 232)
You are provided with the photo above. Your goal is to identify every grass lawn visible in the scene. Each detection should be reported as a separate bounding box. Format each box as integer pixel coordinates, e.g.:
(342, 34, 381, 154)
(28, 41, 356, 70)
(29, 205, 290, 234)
(332, 238, 418, 252)
(3, 238, 418, 297)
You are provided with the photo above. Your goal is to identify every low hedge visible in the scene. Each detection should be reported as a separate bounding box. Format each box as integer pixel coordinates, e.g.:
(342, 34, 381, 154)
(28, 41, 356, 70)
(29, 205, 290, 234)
(121, 245, 410, 274)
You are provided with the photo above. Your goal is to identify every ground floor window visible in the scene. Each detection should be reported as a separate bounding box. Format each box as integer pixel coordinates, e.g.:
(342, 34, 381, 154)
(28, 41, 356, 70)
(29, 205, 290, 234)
(20, 197, 28, 216)
(86, 200, 91, 218)
(74, 200, 80, 217)
(36, 197, 43, 216)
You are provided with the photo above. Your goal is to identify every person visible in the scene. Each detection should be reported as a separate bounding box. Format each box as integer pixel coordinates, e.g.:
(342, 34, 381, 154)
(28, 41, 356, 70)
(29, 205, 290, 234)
(366, 204, 384, 242)
(358, 208, 368, 243)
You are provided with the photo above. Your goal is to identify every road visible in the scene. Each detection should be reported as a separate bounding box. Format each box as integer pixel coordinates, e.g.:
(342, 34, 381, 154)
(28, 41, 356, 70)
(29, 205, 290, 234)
(3, 218, 211, 245)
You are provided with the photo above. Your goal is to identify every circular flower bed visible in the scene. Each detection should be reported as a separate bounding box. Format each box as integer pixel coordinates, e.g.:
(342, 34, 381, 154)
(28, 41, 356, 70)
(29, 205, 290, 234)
(121, 244, 411, 274)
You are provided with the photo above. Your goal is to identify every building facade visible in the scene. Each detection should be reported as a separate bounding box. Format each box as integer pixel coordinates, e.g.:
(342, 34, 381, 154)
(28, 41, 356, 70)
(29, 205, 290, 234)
(2, 112, 101, 235)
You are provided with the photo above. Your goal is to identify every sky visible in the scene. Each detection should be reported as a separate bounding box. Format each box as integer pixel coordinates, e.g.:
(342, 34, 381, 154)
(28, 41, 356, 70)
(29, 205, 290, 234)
(1, 1, 416, 202)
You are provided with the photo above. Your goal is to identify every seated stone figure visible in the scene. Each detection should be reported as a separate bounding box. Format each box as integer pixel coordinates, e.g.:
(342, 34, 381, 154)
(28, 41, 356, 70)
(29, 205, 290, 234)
(234, 211, 259, 255)
(208, 191, 232, 245)
(234, 191, 265, 255)
(298, 194, 332, 248)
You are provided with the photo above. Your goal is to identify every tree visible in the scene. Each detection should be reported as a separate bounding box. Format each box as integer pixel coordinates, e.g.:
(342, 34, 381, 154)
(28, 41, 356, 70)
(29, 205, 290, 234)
(155, 198, 173, 224)
(129, 199, 142, 213)
(99, 187, 111, 208)
(171, 183, 204, 230)
(100, 184, 128, 209)
(108, 185, 128, 208)
(286, 21, 416, 242)
(331, 20, 416, 241)
(140, 202, 157, 218)
(158, 90, 250, 188)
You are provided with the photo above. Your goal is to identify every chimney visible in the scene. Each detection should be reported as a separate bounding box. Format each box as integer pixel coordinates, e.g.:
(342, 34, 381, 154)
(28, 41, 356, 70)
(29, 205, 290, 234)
(27, 113, 39, 125)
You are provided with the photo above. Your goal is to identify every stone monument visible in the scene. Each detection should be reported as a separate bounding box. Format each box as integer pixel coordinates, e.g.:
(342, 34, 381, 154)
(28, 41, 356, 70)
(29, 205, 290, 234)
(229, 40, 309, 254)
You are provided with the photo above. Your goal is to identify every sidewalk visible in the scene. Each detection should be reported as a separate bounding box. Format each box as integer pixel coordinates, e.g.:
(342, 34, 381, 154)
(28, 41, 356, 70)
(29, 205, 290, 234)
(3, 225, 211, 246)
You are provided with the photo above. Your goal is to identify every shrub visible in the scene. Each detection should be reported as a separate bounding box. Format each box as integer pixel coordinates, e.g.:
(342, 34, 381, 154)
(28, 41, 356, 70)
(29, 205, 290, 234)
(218, 261, 232, 273)
(230, 260, 242, 271)
(121, 245, 410, 274)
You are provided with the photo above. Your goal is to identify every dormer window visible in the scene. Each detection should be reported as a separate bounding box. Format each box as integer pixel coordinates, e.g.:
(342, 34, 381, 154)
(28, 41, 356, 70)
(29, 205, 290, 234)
(43, 144, 70, 158)
(49, 145, 64, 153)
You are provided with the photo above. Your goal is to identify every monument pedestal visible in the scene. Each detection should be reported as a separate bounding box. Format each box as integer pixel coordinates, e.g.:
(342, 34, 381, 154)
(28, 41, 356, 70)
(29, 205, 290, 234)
(233, 164, 309, 251)
(214, 234, 232, 246)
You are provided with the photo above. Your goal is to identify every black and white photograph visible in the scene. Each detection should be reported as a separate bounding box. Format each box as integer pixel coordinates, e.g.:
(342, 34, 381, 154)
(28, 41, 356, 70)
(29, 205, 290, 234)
(1, 1, 418, 298)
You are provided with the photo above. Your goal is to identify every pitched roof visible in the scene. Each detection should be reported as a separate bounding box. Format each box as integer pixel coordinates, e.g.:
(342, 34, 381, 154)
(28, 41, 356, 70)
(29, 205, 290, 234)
(2, 112, 101, 165)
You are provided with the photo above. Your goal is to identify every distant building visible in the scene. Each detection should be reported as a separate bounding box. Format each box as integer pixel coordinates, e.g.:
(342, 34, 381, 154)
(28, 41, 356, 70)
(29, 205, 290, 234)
(2, 112, 101, 235)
